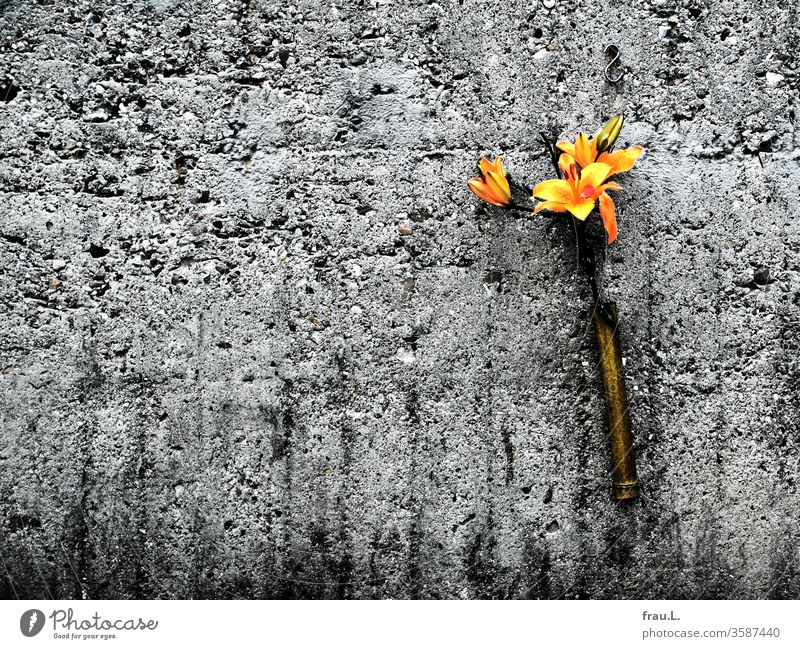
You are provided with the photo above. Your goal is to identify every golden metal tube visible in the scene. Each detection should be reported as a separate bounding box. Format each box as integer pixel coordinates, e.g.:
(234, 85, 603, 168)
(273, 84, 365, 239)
(593, 302, 639, 500)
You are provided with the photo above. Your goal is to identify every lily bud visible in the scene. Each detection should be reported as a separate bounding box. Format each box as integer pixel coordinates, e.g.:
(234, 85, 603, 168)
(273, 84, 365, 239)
(595, 114, 623, 154)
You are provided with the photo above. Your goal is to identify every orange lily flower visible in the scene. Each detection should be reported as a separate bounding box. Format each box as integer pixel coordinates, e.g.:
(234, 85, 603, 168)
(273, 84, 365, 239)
(556, 115, 644, 176)
(468, 156, 512, 207)
(532, 154, 622, 243)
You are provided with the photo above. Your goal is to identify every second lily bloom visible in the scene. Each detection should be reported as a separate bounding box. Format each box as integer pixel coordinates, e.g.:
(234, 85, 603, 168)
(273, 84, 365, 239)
(468, 156, 512, 207)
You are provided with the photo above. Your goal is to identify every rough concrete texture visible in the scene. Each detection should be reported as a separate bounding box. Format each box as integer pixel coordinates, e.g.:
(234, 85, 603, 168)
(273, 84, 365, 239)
(0, 0, 799, 599)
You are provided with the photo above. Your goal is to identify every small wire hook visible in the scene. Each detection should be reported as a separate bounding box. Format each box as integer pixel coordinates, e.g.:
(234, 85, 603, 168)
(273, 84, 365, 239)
(604, 44, 624, 83)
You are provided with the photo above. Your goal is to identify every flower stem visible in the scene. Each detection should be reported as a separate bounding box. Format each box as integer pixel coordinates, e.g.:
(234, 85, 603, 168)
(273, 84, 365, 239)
(574, 220, 600, 307)
(574, 219, 618, 326)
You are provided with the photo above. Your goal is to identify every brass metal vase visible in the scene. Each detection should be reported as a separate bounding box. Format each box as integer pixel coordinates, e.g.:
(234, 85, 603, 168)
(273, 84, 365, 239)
(593, 302, 639, 500)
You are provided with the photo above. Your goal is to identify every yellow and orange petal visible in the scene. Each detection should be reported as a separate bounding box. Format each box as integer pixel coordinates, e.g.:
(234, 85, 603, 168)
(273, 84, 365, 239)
(532, 178, 573, 204)
(483, 157, 512, 203)
(468, 177, 505, 207)
(556, 140, 576, 158)
(598, 146, 644, 175)
(564, 198, 597, 221)
(485, 170, 511, 205)
(533, 200, 567, 214)
(599, 192, 617, 244)
(573, 132, 596, 168)
(596, 181, 623, 194)
(576, 162, 613, 200)
(479, 156, 500, 177)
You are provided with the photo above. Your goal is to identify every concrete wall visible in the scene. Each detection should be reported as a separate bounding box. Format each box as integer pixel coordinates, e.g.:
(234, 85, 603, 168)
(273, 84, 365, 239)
(1, 0, 798, 598)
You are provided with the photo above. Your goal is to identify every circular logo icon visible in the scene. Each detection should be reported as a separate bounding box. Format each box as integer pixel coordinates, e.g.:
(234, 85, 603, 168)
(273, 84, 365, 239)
(20, 609, 45, 637)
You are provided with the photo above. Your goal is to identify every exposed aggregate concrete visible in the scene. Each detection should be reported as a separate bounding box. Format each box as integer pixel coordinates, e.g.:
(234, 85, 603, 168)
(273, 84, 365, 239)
(1, 0, 799, 598)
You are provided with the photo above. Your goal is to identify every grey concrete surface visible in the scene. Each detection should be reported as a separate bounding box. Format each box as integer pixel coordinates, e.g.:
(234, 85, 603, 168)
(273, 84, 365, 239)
(1, 0, 799, 599)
